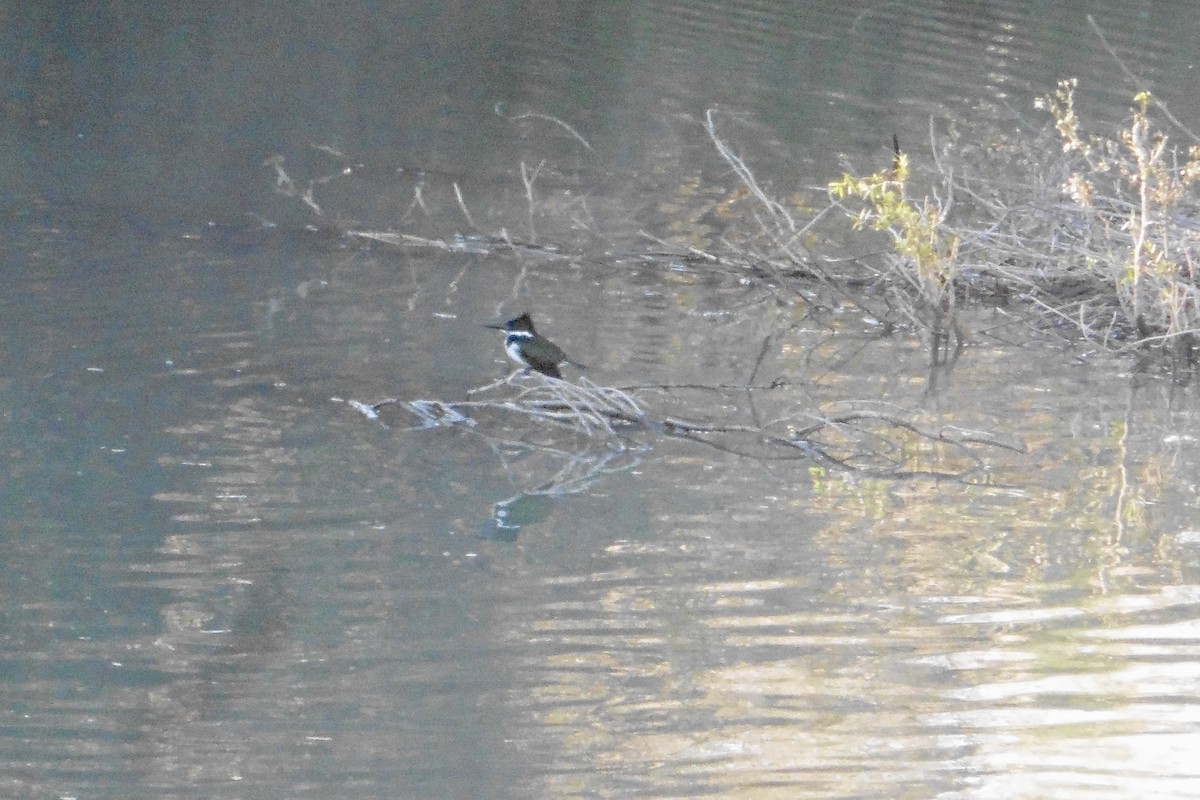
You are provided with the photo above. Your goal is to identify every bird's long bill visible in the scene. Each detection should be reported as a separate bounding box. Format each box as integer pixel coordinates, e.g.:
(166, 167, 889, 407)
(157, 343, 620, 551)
(482, 323, 505, 330)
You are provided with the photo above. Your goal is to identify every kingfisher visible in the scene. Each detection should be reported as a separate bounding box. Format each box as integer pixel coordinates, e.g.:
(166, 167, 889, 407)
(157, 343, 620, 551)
(484, 312, 582, 379)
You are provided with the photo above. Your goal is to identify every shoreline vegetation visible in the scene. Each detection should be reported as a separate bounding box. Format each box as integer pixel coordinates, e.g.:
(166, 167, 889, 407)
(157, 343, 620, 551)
(828, 79, 1200, 372)
(273, 73, 1198, 486)
(272, 79, 1200, 374)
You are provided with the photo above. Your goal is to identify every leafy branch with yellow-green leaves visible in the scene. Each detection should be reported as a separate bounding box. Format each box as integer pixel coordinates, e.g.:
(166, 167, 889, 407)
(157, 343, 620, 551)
(829, 138, 962, 359)
(1037, 79, 1200, 360)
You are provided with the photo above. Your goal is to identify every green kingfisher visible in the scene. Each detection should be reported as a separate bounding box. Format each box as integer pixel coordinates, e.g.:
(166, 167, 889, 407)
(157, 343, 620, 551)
(484, 312, 581, 379)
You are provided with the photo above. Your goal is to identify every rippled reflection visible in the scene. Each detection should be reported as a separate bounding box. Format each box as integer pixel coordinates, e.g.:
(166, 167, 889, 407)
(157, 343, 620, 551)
(6, 1, 1200, 798)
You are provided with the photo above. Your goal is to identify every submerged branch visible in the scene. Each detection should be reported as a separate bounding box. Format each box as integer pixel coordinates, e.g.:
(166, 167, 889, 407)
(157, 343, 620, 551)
(350, 373, 1023, 484)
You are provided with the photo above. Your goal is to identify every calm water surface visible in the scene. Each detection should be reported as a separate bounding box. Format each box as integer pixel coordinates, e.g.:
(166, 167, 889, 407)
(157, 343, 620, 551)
(5, 2, 1200, 799)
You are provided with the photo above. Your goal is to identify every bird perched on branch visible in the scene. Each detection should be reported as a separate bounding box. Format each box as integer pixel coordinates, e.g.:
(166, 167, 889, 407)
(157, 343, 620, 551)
(484, 312, 584, 379)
